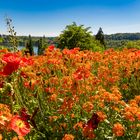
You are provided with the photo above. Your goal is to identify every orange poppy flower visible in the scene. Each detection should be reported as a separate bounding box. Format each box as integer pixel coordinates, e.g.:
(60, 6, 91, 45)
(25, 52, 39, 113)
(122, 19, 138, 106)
(0, 134, 2, 140)
(112, 123, 124, 136)
(82, 102, 94, 112)
(12, 136, 25, 140)
(62, 134, 74, 140)
(10, 115, 30, 136)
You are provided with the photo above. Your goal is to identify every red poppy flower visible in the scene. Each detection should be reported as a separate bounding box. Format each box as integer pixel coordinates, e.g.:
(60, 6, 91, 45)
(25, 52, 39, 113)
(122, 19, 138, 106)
(0, 81, 4, 88)
(20, 57, 34, 67)
(10, 115, 30, 136)
(1, 53, 21, 75)
(0, 53, 33, 76)
(83, 113, 100, 130)
(135, 50, 140, 57)
(82, 113, 100, 139)
(20, 108, 30, 121)
(62, 48, 80, 55)
(48, 45, 55, 51)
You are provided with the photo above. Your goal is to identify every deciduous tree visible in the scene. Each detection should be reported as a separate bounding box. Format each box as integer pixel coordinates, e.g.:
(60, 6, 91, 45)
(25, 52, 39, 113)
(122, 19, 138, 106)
(57, 22, 102, 51)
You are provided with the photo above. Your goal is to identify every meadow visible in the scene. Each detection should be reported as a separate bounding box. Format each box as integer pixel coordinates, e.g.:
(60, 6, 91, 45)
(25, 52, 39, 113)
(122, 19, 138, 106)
(0, 46, 140, 140)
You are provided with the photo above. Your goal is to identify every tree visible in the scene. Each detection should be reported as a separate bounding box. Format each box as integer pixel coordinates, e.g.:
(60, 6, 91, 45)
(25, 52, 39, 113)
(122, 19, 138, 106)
(38, 36, 48, 55)
(57, 22, 102, 51)
(95, 27, 106, 49)
(123, 40, 140, 49)
(38, 38, 43, 55)
(0, 37, 3, 43)
(26, 35, 34, 55)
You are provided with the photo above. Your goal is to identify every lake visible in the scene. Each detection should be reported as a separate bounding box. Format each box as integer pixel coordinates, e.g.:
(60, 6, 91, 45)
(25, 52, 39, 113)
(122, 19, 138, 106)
(18, 46, 38, 55)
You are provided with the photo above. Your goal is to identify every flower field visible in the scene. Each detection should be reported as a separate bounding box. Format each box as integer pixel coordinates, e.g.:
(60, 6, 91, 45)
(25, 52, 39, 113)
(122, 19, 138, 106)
(0, 46, 140, 140)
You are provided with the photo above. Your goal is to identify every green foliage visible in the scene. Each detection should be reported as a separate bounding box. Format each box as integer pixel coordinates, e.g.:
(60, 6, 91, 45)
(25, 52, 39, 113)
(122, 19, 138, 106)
(26, 35, 34, 55)
(123, 40, 140, 49)
(105, 40, 127, 49)
(0, 46, 7, 50)
(57, 22, 102, 51)
(0, 37, 3, 43)
(38, 36, 48, 55)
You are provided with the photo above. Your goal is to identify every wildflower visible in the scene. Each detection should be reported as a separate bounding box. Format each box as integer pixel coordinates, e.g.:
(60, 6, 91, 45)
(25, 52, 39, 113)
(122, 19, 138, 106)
(62, 134, 74, 140)
(124, 111, 135, 122)
(71, 113, 75, 119)
(73, 66, 90, 81)
(136, 111, 140, 120)
(135, 50, 140, 57)
(96, 111, 107, 122)
(82, 102, 94, 112)
(0, 81, 4, 88)
(59, 123, 67, 131)
(1, 53, 20, 75)
(0, 104, 12, 129)
(0, 113, 12, 126)
(83, 127, 96, 139)
(82, 113, 99, 139)
(10, 115, 30, 136)
(50, 94, 57, 101)
(135, 95, 140, 104)
(48, 45, 55, 52)
(0, 53, 34, 76)
(0, 134, 2, 140)
(0, 48, 8, 54)
(20, 57, 34, 67)
(73, 122, 83, 130)
(49, 116, 58, 123)
(84, 113, 100, 130)
(12, 136, 25, 140)
(62, 48, 80, 55)
(112, 123, 124, 136)
(45, 87, 55, 94)
(20, 108, 30, 121)
(24, 79, 37, 90)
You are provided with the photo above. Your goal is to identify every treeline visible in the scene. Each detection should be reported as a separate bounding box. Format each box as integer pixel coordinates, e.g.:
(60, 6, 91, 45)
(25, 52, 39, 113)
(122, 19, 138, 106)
(1, 32, 140, 47)
(0, 34, 56, 46)
(1, 22, 140, 54)
(105, 33, 140, 40)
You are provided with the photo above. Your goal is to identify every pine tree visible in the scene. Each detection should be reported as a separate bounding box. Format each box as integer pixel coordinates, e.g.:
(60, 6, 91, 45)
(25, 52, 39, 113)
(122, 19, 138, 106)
(26, 35, 34, 55)
(95, 27, 106, 49)
(38, 38, 44, 55)
(38, 36, 48, 55)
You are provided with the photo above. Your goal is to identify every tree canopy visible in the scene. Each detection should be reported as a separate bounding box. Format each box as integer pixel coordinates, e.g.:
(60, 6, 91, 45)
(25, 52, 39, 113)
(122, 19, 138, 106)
(57, 22, 102, 51)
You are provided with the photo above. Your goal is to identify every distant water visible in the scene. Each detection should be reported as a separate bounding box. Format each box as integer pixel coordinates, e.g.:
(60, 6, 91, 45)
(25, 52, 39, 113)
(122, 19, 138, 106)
(18, 46, 38, 55)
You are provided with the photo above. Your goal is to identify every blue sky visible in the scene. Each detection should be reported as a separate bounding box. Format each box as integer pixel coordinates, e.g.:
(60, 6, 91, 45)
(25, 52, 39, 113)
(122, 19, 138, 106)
(0, 0, 140, 36)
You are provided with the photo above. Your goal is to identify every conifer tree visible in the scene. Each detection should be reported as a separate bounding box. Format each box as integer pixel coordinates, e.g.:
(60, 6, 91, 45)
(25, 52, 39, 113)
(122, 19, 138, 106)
(38, 36, 48, 55)
(26, 35, 34, 55)
(95, 27, 106, 49)
(38, 38, 44, 55)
